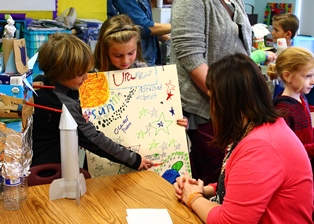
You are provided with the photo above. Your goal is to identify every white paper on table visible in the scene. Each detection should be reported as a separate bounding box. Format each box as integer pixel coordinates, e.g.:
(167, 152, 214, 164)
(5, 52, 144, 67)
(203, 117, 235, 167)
(126, 208, 173, 224)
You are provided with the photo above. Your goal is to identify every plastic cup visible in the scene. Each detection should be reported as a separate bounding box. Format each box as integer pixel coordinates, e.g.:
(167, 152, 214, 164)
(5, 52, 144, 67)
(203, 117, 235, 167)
(277, 38, 287, 55)
(157, 0, 163, 8)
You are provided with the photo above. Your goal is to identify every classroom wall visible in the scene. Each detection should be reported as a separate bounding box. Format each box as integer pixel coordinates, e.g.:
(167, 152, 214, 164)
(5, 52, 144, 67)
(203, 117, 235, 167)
(58, 0, 107, 22)
(0, 1, 302, 29)
(247, 0, 297, 24)
(0, 0, 107, 22)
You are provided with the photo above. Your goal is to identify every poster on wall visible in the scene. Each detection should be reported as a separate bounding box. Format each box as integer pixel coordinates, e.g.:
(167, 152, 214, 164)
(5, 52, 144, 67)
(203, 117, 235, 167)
(79, 65, 191, 178)
(263, 3, 293, 25)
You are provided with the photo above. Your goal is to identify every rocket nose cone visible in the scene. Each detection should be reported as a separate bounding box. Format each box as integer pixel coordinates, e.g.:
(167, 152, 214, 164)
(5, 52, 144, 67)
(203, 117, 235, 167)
(59, 104, 77, 130)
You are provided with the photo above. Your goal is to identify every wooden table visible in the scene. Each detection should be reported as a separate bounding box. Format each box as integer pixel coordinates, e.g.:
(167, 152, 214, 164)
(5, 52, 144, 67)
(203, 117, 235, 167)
(0, 171, 202, 224)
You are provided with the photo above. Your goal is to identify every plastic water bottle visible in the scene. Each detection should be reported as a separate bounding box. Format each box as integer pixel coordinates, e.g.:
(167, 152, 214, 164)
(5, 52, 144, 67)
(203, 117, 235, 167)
(0, 122, 6, 200)
(19, 174, 29, 202)
(3, 178, 21, 210)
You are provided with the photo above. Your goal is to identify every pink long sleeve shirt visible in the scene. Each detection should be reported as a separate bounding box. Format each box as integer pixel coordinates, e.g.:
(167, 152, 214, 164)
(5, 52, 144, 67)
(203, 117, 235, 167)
(207, 118, 313, 223)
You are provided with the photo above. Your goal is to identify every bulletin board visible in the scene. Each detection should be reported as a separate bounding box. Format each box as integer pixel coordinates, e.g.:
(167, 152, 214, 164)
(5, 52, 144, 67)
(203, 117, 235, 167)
(79, 65, 191, 178)
(263, 3, 293, 25)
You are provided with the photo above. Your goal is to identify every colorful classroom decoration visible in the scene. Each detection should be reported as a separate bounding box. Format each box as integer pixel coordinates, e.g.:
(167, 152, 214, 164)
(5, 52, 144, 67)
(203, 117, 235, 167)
(79, 65, 191, 178)
(263, 3, 293, 25)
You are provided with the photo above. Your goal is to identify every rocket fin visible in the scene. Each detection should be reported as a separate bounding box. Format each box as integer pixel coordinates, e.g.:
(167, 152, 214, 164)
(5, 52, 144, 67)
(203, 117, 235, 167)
(49, 178, 66, 200)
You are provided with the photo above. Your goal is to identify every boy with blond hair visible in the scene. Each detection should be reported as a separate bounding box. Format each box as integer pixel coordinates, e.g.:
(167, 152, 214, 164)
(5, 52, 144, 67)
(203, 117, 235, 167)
(32, 33, 154, 170)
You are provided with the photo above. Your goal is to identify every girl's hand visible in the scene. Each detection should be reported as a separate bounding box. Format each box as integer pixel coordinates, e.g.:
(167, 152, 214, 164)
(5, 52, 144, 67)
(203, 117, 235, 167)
(177, 117, 189, 129)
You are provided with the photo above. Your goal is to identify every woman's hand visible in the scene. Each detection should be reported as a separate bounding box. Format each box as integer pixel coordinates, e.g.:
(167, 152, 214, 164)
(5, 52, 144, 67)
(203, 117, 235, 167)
(138, 156, 154, 170)
(173, 173, 199, 200)
(181, 178, 204, 206)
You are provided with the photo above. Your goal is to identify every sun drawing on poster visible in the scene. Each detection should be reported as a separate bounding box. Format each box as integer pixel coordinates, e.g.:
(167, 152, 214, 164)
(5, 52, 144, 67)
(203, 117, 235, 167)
(79, 72, 110, 108)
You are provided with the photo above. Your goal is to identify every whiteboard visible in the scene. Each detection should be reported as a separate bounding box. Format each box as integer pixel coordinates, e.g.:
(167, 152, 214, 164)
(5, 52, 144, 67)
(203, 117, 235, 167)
(0, 0, 55, 11)
(298, 0, 314, 36)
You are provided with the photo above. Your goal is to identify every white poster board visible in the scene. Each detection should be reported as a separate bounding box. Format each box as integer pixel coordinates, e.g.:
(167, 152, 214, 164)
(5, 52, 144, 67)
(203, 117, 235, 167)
(80, 65, 190, 178)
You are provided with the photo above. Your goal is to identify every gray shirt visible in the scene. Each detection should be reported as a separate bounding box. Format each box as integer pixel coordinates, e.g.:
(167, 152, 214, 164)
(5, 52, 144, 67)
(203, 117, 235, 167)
(170, 0, 252, 121)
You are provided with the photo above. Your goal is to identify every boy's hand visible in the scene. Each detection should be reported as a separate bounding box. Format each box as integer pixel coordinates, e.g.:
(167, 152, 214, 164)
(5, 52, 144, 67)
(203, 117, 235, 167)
(83, 112, 90, 123)
(265, 51, 277, 64)
(138, 157, 154, 170)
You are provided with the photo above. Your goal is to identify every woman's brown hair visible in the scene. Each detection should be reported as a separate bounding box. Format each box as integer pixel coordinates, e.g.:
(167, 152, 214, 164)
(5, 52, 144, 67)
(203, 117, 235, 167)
(206, 53, 279, 148)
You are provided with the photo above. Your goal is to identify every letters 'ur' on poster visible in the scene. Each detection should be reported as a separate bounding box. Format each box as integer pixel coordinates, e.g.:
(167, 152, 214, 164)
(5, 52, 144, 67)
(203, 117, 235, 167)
(79, 65, 191, 178)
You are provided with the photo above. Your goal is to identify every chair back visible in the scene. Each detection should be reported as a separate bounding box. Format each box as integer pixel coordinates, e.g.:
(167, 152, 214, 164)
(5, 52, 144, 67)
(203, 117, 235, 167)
(29, 163, 91, 186)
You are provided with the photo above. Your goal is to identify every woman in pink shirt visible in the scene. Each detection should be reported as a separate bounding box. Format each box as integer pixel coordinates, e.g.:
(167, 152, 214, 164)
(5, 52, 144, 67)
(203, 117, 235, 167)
(174, 53, 313, 223)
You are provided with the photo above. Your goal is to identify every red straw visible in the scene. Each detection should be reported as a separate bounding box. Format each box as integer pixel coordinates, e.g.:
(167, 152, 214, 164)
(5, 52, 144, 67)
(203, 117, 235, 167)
(25, 102, 62, 113)
(32, 85, 55, 89)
